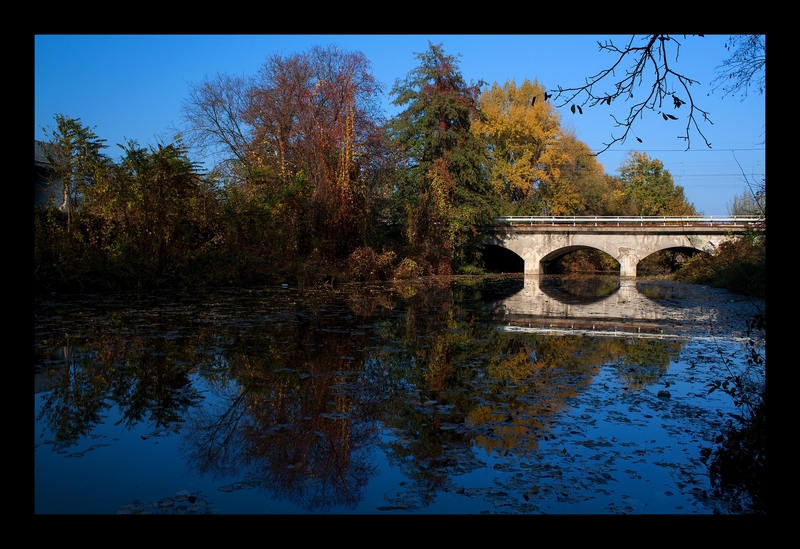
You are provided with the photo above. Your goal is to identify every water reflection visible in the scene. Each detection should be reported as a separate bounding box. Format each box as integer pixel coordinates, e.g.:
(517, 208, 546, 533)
(539, 274, 621, 303)
(492, 274, 734, 331)
(179, 303, 386, 512)
(34, 275, 762, 514)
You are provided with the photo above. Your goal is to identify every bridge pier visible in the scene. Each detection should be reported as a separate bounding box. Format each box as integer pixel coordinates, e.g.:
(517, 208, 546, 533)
(619, 250, 638, 277)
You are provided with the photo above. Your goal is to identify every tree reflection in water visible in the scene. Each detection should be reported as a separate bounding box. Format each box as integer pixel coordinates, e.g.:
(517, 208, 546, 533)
(180, 300, 387, 511)
(36, 306, 205, 450)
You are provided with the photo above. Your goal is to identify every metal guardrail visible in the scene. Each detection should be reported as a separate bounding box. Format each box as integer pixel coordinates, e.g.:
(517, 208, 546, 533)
(494, 216, 763, 227)
(497, 325, 751, 342)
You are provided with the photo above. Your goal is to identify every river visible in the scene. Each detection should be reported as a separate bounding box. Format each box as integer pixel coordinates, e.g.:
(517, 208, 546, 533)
(34, 274, 765, 514)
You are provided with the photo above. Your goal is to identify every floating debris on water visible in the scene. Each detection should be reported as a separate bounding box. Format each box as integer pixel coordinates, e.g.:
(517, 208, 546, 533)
(116, 491, 214, 515)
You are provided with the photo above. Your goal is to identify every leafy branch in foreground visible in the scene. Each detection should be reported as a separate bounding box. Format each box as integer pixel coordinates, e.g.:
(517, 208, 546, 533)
(551, 35, 712, 153)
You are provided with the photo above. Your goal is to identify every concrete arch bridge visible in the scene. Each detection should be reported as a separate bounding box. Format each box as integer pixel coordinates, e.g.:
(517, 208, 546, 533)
(485, 216, 762, 277)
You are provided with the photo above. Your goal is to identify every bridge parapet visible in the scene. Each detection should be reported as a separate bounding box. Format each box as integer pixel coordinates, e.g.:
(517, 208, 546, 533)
(494, 216, 762, 227)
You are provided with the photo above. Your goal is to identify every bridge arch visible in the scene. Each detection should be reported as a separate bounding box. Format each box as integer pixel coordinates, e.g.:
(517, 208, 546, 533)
(638, 245, 706, 273)
(482, 243, 524, 272)
(539, 245, 620, 274)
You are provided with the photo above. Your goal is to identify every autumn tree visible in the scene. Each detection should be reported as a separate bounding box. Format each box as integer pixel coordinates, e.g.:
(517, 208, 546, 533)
(617, 152, 696, 216)
(550, 130, 616, 215)
(471, 79, 559, 214)
(472, 79, 610, 216)
(387, 42, 494, 273)
(182, 46, 388, 262)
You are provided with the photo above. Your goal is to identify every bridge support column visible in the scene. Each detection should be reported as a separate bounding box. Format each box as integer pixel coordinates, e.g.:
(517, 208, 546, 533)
(619, 251, 638, 277)
(522, 250, 539, 275)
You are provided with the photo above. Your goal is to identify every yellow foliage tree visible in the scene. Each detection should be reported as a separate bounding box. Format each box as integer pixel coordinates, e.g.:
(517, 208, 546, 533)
(472, 79, 559, 210)
(544, 130, 608, 215)
(472, 79, 606, 216)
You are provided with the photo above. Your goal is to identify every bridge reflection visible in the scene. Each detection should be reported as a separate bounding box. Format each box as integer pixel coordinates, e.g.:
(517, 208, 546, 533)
(488, 275, 745, 341)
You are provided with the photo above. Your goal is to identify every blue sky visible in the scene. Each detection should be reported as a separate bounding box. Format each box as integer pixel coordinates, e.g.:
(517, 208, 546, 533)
(34, 34, 765, 216)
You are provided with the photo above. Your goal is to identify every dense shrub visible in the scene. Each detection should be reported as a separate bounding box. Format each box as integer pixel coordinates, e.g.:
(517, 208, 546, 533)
(393, 258, 423, 279)
(347, 247, 397, 281)
(675, 232, 765, 298)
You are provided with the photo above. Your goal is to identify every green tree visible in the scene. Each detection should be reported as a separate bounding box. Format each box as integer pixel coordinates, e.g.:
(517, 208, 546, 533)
(40, 115, 110, 232)
(113, 138, 209, 284)
(36, 117, 222, 291)
(617, 151, 697, 216)
(387, 42, 494, 273)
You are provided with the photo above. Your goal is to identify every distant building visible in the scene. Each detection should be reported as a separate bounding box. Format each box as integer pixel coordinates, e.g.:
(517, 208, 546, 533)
(35, 140, 62, 208)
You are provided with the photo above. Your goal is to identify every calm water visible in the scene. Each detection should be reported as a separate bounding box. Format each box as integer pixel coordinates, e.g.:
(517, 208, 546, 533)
(34, 275, 765, 514)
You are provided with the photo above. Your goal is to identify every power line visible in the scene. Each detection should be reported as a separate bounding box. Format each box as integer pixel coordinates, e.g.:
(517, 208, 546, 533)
(597, 148, 765, 154)
(676, 173, 765, 178)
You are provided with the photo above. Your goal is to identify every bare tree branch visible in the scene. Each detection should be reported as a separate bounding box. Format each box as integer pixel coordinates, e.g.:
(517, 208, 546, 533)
(711, 35, 765, 100)
(730, 151, 766, 221)
(181, 73, 255, 171)
(551, 35, 713, 153)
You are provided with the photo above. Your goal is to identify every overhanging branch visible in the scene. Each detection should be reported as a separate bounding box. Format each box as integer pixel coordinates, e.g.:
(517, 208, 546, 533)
(552, 35, 713, 153)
